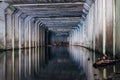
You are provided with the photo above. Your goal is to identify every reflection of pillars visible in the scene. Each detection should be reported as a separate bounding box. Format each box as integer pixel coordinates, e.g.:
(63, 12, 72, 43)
(35, 47, 37, 73)
(31, 47, 35, 74)
(12, 50, 15, 80)
(43, 47, 45, 65)
(41, 47, 43, 65)
(4, 52, 7, 80)
(29, 47, 31, 76)
(24, 49, 27, 78)
(103, 69, 107, 79)
(39, 47, 42, 68)
(19, 49, 21, 80)
(38, 47, 40, 71)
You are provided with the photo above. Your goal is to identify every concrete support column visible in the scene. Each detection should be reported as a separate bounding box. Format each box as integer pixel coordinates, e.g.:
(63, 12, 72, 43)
(11, 9, 19, 80)
(39, 26, 42, 46)
(42, 27, 45, 46)
(24, 16, 32, 48)
(35, 20, 40, 48)
(38, 22, 42, 47)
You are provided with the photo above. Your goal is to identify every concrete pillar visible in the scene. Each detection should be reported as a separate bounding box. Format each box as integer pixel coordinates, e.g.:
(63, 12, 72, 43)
(35, 20, 40, 48)
(24, 16, 32, 48)
(14, 11, 22, 49)
(38, 22, 42, 47)
(11, 9, 19, 80)
(5, 9, 13, 49)
(42, 26, 45, 46)
(0, 2, 8, 50)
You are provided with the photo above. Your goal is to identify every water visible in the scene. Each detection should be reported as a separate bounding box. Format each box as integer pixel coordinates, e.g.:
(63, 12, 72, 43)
(69, 46, 120, 80)
(0, 46, 120, 80)
(0, 47, 48, 80)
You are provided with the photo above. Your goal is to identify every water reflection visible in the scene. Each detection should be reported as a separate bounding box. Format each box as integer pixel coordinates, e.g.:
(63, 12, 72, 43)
(69, 46, 94, 80)
(0, 47, 49, 80)
(69, 46, 120, 80)
(1, 46, 120, 80)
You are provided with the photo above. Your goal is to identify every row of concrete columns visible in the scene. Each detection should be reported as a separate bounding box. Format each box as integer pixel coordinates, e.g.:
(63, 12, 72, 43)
(69, 0, 120, 57)
(0, 2, 49, 50)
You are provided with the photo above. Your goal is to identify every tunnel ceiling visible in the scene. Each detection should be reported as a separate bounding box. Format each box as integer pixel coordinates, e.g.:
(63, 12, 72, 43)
(3, 0, 90, 33)
(4, 0, 86, 4)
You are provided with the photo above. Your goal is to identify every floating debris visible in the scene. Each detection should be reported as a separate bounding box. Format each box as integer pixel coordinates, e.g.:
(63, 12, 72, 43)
(93, 59, 120, 68)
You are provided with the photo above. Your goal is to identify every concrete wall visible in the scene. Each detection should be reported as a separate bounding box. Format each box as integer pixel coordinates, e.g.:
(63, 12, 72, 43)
(69, 0, 118, 56)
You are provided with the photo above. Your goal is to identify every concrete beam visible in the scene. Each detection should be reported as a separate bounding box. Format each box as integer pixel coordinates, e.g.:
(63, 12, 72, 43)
(13, 3, 84, 18)
(23, 10, 82, 18)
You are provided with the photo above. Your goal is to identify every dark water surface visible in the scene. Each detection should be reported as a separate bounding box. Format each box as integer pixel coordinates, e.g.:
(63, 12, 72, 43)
(0, 46, 120, 80)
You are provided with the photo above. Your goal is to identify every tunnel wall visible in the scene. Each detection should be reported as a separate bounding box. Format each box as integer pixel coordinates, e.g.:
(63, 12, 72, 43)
(49, 31, 68, 45)
(69, 0, 118, 56)
(0, 3, 49, 50)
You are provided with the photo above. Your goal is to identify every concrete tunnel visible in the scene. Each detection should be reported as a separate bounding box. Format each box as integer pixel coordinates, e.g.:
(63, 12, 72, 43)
(0, 0, 120, 80)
